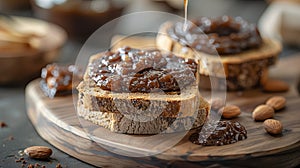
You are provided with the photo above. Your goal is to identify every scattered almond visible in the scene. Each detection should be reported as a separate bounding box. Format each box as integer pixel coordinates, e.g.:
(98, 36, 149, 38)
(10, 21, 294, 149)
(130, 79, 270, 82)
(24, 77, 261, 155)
(263, 119, 283, 135)
(7, 135, 14, 141)
(34, 163, 41, 167)
(56, 163, 62, 168)
(210, 98, 225, 110)
(218, 105, 241, 119)
(263, 79, 289, 92)
(252, 105, 274, 121)
(0, 121, 7, 128)
(266, 96, 286, 111)
(27, 164, 34, 168)
(260, 69, 269, 86)
(24, 146, 52, 160)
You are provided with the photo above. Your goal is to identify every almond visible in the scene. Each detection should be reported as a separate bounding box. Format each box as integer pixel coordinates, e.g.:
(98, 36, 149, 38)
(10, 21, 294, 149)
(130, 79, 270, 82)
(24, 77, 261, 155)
(218, 105, 241, 119)
(252, 104, 274, 121)
(210, 98, 225, 110)
(24, 146, 52, 160)
(266, 96, 286, 111)
(0, 121, 7, 128)
(263, 119, 283, 135)
(263, 79, 289, 92)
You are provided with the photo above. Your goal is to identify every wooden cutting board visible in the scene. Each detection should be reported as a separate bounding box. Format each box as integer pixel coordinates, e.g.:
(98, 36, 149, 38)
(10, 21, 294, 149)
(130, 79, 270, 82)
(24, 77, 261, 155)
(25, 38, 300, 168)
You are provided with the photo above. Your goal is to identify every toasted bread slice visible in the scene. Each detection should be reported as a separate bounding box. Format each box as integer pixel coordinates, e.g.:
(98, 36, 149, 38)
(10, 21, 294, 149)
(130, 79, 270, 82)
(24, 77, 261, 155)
(77, 100, 209, 134)
(77, 80, 209, 118)
(157, 22, 282, 90)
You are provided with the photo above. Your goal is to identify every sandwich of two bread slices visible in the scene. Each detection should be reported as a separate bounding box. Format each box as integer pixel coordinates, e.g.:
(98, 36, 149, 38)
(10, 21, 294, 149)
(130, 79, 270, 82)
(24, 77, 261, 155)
(77, 15, 281, 136)
(77, 46, 210, 135)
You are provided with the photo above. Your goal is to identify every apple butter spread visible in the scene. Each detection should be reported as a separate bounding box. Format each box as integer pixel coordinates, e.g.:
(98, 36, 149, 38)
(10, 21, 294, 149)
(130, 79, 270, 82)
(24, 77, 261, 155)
(88, 47, 198, 93)
(40, 64, 83, 98)
(189, 120, 247, 146)
(168, 16, 262, 55)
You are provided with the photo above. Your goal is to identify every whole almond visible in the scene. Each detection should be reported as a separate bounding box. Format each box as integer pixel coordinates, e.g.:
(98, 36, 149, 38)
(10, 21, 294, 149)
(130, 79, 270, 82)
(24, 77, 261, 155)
(218, 105, 241, 119)
(263, 119, 283, 135)
(24, 146, 52, 159)
(210, 98, 225, 110)
(266, 96, 286, 111)
(263, 79, 289, 92)
(252, 105, 274, 121)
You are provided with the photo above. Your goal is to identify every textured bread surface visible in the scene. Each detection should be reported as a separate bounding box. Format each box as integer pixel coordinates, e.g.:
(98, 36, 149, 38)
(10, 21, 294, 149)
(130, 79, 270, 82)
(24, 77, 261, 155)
(77, 100, 209, 134)
(157, 22, 282, 90)
(78, 80, 209, 118)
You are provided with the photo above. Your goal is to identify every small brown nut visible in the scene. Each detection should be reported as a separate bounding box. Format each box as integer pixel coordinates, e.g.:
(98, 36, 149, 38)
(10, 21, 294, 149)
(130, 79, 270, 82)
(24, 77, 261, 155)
(266, 96, 286, 111)
(0, 121, 7, 128)
(218, 105, 241, 119)
(24, 146, 52, 160)
(27, 164, 34, 168)
(210, 98, 225, 110)
(263, 119, 283, 135)
(263, 79, 289, 92)
(252, 105, 274, 121)
(56, 163, 63, 168)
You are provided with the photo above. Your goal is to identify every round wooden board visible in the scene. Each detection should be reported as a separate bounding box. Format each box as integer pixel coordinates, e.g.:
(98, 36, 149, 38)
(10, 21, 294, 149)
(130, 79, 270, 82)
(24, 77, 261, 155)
(25, 56, 300, 168)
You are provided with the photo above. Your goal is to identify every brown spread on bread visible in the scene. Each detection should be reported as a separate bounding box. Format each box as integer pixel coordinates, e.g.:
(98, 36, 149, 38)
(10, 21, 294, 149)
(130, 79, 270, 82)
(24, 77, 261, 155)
(88, 46, 198, 93)
(168, 16, 262, 55)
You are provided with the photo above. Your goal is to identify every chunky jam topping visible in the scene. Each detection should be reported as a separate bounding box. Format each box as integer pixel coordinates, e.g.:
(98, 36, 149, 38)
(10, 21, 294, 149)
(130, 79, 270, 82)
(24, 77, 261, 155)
(168, 16, 262, 55)
(189, 120, 247, 146)
(40, 64, 83, 98)
(88, 47, 197, 93)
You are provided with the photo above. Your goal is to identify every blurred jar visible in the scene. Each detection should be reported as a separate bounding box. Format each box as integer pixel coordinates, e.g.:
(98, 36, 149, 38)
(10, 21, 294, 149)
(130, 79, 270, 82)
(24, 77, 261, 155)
(0, 0, 31, 11)
(31, 0, 127, 41)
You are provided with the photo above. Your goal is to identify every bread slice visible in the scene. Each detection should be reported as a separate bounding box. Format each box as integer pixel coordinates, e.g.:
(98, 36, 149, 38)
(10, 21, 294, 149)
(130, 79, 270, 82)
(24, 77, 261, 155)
(157, 22, 282, 90)
(77, 99, 209, 134)
(78, 80, 210, 118)
(77, 50, 210, 134)
(80, 52, 208, 118)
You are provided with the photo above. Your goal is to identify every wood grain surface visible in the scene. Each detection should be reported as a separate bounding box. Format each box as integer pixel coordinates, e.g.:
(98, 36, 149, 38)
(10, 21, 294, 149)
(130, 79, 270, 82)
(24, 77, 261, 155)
(25, 53, 300, 167)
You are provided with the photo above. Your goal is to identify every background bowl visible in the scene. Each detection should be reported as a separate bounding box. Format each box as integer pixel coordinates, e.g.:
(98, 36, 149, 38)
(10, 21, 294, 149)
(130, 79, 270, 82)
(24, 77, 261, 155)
(31, 0, 127, 41)
(0, 0, 31, 11)
(0, 16, 67, 85)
